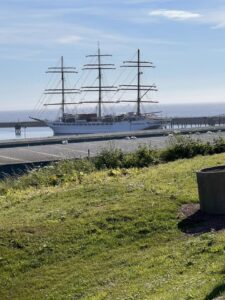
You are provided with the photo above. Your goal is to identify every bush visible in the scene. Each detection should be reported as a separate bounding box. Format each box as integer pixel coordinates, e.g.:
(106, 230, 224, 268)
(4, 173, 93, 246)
(212, 137, 225, 154)
(160, 135, 213, 162)
(123, 145, 158, 168)
(94, 145, 158, 169)
(94, 147, 124, 169)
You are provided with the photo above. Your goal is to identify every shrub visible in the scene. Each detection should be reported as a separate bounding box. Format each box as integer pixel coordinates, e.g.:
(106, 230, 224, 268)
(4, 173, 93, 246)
(123, 145, 158, 168)
(160, 135, 213, 162)
(212, 137, 225, 154)
(94, 147, 124, 169)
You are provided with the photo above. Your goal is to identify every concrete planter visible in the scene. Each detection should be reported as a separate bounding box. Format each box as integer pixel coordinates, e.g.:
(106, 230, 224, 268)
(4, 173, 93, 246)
(197, 165, 225, 215)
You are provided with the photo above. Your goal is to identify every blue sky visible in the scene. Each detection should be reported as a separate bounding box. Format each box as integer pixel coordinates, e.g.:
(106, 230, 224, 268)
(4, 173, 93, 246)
(1, 0, 225, 110)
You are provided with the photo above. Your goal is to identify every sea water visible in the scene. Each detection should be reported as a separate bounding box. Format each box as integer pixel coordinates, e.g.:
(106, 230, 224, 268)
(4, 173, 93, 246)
(1, 102, 225, 141)
(0, 127, 53, 141)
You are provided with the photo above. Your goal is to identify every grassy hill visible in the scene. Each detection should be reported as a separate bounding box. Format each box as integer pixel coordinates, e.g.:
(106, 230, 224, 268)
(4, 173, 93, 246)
(1, 153, 225, 299)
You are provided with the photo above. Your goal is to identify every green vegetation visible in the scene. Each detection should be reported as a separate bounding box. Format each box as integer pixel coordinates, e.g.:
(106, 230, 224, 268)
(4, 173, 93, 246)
(1, 137, 225, 299)
(94, 136, 225, 169)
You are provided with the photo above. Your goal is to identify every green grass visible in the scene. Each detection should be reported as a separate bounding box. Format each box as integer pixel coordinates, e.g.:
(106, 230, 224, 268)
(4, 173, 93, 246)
(1, 154, 225, 299)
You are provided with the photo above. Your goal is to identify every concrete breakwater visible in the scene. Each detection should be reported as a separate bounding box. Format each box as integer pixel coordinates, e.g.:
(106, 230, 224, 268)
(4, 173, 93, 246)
(0, 125, 224, 149)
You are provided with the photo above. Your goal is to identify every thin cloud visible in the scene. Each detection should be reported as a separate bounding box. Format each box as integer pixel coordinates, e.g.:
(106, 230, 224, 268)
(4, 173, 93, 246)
(149, 9, 202, 21)
(57, 35, 81, 45)
(206, 11, 225, 29)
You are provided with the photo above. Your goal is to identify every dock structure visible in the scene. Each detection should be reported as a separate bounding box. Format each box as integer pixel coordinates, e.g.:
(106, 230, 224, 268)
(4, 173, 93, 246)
(0, 121, 47, 129)
(164, 116, 225, 129)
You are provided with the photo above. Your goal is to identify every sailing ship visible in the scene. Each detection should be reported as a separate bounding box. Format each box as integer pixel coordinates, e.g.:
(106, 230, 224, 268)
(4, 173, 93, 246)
(33, 48, 162, 135)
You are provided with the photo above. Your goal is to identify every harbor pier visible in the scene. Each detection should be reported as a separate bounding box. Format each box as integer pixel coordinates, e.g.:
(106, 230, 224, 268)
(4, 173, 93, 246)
(0, 121, 46, 129)
(164, 115, 225, 129)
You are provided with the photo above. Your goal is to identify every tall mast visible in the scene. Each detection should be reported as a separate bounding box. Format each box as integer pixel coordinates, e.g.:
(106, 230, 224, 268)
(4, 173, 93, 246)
(98, 47, 102, 118)
(44, 56, 79, 120)
(137, 49, 141, 115)
(120, 49, 158, 116)
(82, 45, 117, 119)
(61, 56, 65, 117)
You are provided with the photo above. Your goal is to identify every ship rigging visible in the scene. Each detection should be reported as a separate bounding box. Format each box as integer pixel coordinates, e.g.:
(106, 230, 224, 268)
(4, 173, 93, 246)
(32, 47, 162, 135)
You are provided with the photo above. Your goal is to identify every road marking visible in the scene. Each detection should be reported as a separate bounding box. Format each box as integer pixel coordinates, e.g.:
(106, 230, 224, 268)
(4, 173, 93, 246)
(21, 148, 64, 159)
(0, 154, 24, 162)
(53, 145, 94, 155)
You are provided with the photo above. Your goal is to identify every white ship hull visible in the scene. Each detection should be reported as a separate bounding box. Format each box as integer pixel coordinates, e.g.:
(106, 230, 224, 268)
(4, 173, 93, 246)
(46, 119, 161, 135)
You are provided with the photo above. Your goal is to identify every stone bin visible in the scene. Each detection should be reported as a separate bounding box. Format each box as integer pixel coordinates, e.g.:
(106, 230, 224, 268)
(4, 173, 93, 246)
(197, 165, 225, 214)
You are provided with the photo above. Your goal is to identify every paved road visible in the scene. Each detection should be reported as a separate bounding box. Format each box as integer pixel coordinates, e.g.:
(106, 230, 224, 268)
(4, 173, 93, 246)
(0, 131, 224, 165)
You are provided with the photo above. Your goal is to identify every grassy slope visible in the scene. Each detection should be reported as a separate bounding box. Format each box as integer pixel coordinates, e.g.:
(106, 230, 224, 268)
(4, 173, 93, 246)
(1, 155, 225, 299)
